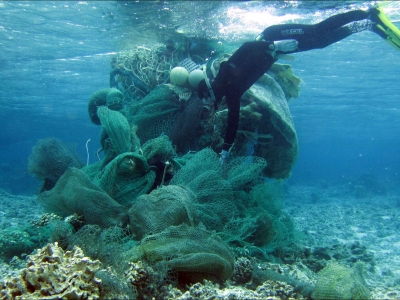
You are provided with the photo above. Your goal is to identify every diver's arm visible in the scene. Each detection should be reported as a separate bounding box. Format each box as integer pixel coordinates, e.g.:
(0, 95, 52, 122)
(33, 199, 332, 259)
(214, 41, 277, 152)
(222, 95, 241, 152)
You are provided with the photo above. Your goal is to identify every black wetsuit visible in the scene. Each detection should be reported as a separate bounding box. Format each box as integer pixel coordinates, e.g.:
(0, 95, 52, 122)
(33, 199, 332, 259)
(261, 10, 369, 52)
(198, 9, 371, 152)
(210, 41, 275, 151)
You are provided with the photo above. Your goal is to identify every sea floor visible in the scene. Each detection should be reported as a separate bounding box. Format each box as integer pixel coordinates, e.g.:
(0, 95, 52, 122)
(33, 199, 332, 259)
(285, 182, 400, 299)
(1, 183, 400, 299)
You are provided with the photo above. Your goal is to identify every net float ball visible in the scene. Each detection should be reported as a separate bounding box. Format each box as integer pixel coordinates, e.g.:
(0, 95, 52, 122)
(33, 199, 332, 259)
(170, 67, 189, 86)
(188, 69, 205, 89)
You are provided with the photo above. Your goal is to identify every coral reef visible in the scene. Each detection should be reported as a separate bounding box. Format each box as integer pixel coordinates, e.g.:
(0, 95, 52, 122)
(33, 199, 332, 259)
(0, 213, 63, 262)
(124, 260, 165, 299)
(0, 227, 35, 262)
(170, 279, 304, 300)
(231, 257, 254, 285)
(0, 243, 101, 299)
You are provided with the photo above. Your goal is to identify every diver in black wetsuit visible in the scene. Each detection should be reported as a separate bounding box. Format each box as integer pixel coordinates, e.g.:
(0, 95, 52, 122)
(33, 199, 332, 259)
(197, 7, 400, 164)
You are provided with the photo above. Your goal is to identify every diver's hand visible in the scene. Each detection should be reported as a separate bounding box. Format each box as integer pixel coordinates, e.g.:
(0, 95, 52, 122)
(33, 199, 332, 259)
(219, 150, 230, 167)
(274, 39, 298, 52)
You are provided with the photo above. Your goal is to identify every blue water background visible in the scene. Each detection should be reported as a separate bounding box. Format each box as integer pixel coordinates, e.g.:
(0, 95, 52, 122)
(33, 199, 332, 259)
(1, 1, 400, 194)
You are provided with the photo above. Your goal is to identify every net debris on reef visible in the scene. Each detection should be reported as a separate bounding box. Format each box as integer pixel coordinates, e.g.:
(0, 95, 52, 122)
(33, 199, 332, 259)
(3, 40, 392, 299)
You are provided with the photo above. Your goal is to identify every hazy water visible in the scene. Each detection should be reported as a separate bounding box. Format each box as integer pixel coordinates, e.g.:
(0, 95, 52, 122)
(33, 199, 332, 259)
(1, 1, 400, 194)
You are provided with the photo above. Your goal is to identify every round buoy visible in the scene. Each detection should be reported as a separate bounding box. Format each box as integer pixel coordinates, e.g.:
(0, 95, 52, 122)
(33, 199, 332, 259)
(188, 69, 205, 89)
(170, 67, 189, 86)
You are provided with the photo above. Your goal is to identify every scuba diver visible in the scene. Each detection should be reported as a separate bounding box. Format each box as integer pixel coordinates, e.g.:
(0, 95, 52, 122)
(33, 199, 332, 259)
(197, 6, 400, 165)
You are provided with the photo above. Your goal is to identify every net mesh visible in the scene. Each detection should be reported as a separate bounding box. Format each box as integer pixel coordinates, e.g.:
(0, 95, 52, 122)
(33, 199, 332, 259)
(128, 185, 196, 240)
(125, 84, 203, 153)
(141, 135, 177, 166)
(313, 262, 370, 300)
(125, 84, 179, 142)
(268, 63, 301, 100)
(28, 138, 83, 189)
(131, 224, 234, 283)
(88, 88, 124, 125)
(93, 152, 156, 205)
(171, 149, 236, 230)
(98, 106, 133, 166)
(168, 93, 203, 153)
(38, 168, 128, 228)
(170, 148, 269, 233)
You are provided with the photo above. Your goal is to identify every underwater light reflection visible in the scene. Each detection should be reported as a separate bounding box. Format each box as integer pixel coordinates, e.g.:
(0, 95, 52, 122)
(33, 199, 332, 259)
(219, 6, 303, 38)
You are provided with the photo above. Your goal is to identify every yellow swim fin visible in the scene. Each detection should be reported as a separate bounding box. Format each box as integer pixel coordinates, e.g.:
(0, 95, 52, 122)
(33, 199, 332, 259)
(370, 6, 400, 50)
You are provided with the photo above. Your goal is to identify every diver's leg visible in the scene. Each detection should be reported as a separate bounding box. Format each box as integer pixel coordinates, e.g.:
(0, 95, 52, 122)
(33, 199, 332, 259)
(261, 23, 314, 48)
(369, 6, 400, 50)
(317, 7, 400, 50)
(315, 19, 374, 49)
(314, 10, 368, 34)
(261, 10, 369, 52)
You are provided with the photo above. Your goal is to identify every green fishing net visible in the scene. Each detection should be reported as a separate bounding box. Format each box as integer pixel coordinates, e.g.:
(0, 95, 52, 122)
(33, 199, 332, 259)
(128, 185, 196, 240)
(28, 138, 83, 191)
(37, 168, 128, 228)
(141, 134, 177, 166)
(37, 153, 156, 228)
(37, 106, 157, 228)
(88, 88, 124, 125)
(92, 152, 156, 205)
(130, 224, 235, 284)
(30, 42, 303, 289)
(313, 262, 370, 300)
(124, 84, 203, 153)
(98, 106, 137, 166)
(169, 148, 295, 249)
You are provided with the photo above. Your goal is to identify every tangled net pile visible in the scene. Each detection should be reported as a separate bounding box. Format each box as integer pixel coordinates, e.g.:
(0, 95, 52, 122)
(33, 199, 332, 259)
(13, 42, 323, 299)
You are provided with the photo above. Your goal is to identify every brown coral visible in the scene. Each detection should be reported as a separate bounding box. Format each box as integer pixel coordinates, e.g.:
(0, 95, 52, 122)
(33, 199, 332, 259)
(0, 242, 101, 300)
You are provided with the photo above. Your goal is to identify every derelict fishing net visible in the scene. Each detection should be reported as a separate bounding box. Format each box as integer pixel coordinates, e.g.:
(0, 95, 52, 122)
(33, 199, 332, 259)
(125, 84, 203, 153)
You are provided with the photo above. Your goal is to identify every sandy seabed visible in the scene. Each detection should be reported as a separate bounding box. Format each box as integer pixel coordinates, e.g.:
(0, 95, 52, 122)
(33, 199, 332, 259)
(285, 183, 400, 299)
